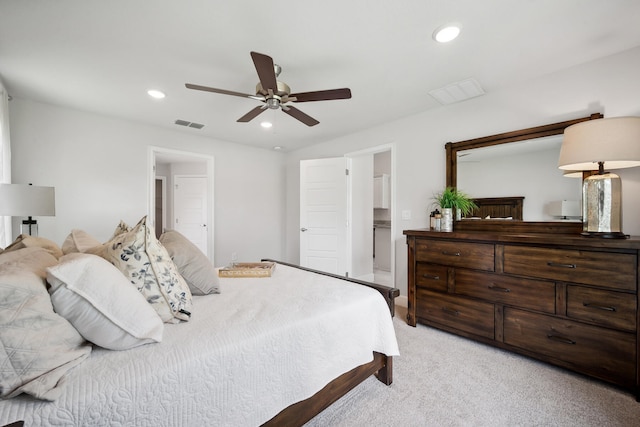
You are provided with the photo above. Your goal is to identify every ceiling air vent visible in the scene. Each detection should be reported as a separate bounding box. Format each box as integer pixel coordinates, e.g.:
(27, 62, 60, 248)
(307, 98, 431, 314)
(174, 119, 205, 129)
(429, 78, 485, 105)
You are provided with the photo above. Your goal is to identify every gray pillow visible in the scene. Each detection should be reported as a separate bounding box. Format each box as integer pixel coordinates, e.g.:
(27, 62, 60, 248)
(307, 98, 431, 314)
(159, 230, 220, 295)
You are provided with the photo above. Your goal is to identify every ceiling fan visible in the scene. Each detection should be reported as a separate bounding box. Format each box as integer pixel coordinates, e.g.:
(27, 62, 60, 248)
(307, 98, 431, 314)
(185, 52, 352, 127)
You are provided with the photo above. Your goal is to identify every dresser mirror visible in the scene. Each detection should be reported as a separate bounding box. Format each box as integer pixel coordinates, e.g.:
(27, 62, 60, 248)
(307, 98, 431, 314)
(445, 113, 603, 233)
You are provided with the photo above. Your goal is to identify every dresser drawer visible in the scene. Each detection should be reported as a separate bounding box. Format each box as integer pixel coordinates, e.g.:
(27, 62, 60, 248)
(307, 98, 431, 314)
(503, 246, 636, 291)
(416, 289, 494, 339)
(415, 239, 494, 271)
(455, 269, 555, 314)
(567, 285, 637, 332)
(416, 263, 448, 292)
(504, 308, 636, 386)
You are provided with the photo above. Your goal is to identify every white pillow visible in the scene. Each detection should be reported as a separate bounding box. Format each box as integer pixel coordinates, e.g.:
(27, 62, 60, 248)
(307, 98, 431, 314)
(47, 253, 164, 350)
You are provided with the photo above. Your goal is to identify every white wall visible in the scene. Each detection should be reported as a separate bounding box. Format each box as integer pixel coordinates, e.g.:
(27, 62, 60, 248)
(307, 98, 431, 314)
(9, 98, 286, 267)
(284, 47, 640, 298)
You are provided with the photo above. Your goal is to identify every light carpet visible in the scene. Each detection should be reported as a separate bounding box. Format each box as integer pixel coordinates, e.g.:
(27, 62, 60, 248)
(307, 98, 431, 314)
(304, 307, 640, 427)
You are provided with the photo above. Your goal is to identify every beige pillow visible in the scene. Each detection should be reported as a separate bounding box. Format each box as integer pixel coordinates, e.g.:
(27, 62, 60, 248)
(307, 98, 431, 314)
(159, 230, 220, 295)
(110, 220, 131, 239)
(48, 253, 164, 350)
(3, 234, 63, 259)
(61, 229, 102, 254)
(87, 216, 193, 323)
(0, 247, 91, 401)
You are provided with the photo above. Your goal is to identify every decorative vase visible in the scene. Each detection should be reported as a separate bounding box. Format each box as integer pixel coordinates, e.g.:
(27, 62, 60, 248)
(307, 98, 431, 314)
(456, 208, 462, 221)
(442, 208, 453, 232)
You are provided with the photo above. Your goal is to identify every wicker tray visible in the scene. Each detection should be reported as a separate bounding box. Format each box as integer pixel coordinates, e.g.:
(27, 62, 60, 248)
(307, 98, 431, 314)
(218, 262, 276, 278)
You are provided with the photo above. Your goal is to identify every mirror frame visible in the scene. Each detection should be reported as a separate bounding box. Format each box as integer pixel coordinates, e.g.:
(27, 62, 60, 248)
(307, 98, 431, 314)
(444, 112, 603, 234)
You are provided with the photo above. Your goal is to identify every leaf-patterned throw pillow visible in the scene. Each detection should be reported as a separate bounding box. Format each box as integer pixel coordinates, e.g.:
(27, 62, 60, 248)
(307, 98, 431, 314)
(88, 216, 193, 323)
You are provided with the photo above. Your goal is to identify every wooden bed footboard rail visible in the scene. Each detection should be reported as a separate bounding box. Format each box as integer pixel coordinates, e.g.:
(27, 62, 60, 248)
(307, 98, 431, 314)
(262, 352, 391, 427)
(261, 259, 400, 317)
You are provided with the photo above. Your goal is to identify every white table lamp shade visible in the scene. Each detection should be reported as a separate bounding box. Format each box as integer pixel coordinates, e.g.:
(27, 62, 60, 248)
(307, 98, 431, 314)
(0, 184, 55, 217)
(558, 116, 640, 170)
(557, 116, 640, 238)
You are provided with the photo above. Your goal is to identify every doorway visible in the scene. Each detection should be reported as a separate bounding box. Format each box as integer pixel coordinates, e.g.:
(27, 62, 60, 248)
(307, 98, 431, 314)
(346, 144, 395, 287)
(148, 146, 215, 263)
(299, 144, 395, 286)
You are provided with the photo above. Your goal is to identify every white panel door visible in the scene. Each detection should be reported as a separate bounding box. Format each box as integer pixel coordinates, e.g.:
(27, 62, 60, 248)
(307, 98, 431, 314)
(300, 158, 349, 276)
(174, 175, 208, 256)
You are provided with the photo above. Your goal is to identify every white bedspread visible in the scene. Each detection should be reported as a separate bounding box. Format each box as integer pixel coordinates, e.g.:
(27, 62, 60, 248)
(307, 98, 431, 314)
(0, 263, 399, 426)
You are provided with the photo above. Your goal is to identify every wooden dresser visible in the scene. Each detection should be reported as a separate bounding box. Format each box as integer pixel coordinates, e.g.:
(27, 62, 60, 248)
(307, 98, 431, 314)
(404, 228, 640, 397)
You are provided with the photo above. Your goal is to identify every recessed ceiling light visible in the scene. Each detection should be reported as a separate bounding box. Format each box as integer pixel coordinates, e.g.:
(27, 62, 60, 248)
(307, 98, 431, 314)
(433, 24, 461, 43)
(273, 146, 283, 151)
(147, 89, 166, 99)
(261, 121, 273, 128)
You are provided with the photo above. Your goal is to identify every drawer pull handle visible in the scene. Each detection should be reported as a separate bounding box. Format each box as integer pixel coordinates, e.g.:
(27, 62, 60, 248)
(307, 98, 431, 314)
(546, 262, 576, 269)
(488, 284, 510, 293)
(583, 302, 617, 312)
(547, 334, 576, 345)
(422, 274, 440, 280)
(442, 251, 461, 257)
(442, 307, 460, 316)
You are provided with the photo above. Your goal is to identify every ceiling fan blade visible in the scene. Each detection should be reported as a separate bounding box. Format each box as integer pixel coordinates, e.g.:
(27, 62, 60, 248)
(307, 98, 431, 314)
(185, 83, 264, 100)
(237, 105, 267, 123)
(282, 106, 319, 127)
(250, 52, 278, 93)
(289, 88, 352, 102)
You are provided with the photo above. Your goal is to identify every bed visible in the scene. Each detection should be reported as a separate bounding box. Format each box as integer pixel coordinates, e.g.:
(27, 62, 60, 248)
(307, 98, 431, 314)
(0, 222, 399, 427)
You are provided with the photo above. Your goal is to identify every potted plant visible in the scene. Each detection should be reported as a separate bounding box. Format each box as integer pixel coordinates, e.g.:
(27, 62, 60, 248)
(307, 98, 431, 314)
(433, 187, 477, 231)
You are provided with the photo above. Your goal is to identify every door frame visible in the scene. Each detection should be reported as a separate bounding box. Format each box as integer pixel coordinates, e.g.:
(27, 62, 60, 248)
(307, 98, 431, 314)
(345, 143, 396, 286)
(148, 146, 215, 263)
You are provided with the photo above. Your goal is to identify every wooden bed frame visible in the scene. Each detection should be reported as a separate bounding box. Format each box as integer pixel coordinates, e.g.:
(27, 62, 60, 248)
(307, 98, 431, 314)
(261, 259, 399, 427)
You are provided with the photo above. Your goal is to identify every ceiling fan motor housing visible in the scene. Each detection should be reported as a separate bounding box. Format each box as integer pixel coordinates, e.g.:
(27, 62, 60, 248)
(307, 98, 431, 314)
(256, 81, 291, 103)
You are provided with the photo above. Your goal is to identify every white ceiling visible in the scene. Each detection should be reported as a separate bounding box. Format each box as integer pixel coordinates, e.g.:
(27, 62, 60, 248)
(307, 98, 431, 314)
(2, 0, 640, 152)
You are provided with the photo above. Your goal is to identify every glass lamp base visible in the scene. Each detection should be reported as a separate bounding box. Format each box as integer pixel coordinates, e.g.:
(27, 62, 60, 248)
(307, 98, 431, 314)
(582, 172, 624, 238)
(21, 218, 38, 236)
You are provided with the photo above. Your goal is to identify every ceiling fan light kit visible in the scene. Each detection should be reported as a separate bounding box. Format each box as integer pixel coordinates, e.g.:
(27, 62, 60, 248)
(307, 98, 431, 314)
(186, 51, 351, 127)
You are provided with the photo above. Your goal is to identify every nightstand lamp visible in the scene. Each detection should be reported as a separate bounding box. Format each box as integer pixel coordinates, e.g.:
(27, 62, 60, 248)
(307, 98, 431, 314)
(558, 116, 640, 238)
(0, 183, 55, 237)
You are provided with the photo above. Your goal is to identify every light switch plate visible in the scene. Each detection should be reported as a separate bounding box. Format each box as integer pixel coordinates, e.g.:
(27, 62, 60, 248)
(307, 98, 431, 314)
(401, 210, 411, 220)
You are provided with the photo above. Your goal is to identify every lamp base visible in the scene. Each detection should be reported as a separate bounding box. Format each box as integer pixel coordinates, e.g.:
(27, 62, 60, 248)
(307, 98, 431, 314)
(580, 231, 629, 239)
(21, 217, 38, 237)
(582, 171, 624, 237)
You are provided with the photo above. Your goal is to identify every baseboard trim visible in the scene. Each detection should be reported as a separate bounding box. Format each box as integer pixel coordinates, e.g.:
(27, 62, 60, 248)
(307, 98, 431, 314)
(395, 295, 407, 308)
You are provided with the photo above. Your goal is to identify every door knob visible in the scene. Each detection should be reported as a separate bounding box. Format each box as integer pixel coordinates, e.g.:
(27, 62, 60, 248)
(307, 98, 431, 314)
(300, 228, 308, 232)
